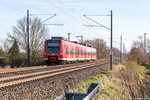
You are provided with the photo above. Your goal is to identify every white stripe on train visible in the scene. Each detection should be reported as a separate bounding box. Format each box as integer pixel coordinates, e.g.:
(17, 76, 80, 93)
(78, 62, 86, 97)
(43, 58, 96, 61)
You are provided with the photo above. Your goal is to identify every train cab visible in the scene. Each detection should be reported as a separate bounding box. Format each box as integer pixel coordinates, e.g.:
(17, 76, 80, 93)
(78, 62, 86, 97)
(43, 37, 63, 64)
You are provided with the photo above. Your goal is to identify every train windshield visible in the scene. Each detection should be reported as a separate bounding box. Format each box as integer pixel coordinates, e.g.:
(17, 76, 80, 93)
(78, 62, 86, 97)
(47, 42, 59, 53)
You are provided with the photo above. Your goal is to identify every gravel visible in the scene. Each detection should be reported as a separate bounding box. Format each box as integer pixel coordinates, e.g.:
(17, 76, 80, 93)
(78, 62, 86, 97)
(0, 63, 109, 100)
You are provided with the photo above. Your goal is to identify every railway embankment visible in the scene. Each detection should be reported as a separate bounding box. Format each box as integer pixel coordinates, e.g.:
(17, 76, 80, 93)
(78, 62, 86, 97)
(0, 62, 109, 100)
(68, 62, 150, 100)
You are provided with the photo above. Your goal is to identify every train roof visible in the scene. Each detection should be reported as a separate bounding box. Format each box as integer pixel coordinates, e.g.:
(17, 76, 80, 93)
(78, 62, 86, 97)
(47, 37, 94, 48)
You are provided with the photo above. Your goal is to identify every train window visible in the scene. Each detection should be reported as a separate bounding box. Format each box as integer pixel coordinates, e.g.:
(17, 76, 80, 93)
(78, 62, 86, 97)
(66, 47, 75, 54)
(47, 42, 59, 47)
(47, 42, 59, 53)
(81, 49, 82, 55)
(47, 47, 59, 53)
(66, 47, 71, 54)
(75, 49, 79, 54)
(72, 48, 75, 54)
(79, 50, 81, 54)
(84, 50, 86, 55)
(66, 48, 69, 53)
(70, 48, 73, 54)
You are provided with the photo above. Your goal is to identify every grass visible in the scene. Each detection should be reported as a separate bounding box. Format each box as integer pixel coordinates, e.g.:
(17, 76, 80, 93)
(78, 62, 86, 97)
(69, 61, 150, 100)
(69, 68, 130, 100)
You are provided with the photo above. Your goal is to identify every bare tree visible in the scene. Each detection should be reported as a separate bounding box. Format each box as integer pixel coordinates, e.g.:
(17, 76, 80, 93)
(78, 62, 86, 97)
(132, 35, 150, 52)
(129, 35, 150, 65)
(132, 36, 144, 51)
(3, 38, 11, 53)
(8, 17, 49, 60)
(84, 38, 108, 60)
(128, 47, 147, 65)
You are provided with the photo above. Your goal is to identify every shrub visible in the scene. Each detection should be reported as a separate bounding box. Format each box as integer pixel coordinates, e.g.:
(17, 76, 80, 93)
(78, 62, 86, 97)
(117, 61, 150, 98)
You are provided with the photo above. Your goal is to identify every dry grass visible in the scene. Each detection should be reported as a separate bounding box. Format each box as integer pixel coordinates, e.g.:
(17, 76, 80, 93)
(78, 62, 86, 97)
(69, 69, 130, 100)
(69, 61, 150, 100)
(110, 61, 150, 99)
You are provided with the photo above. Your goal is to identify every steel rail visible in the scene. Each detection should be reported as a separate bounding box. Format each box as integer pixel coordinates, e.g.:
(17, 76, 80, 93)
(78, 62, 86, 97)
(0, 62, 97, 83)
(0, 62, 109, 88)
(0, 61, 97, 75)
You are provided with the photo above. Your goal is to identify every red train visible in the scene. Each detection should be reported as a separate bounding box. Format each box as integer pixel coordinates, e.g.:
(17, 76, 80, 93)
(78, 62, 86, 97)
(43, 37, 96, 64)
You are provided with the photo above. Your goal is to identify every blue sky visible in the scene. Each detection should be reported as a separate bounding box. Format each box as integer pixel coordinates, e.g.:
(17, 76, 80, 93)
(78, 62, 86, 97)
(0, 0, 150, 51)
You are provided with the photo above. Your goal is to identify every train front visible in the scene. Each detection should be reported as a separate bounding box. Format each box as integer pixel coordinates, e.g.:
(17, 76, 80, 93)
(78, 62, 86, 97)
(43, 37, 63, 64)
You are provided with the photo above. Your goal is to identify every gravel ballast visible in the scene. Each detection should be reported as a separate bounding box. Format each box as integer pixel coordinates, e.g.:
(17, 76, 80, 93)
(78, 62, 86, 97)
(0, 63, 109, 100)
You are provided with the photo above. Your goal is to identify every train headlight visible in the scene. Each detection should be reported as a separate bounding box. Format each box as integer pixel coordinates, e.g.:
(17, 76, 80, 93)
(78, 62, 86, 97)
(44, 53, 47, 55)
(60, 53, 62, 55)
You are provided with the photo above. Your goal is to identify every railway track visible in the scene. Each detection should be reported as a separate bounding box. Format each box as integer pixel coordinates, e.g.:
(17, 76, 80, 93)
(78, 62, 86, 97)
(0, 61, 100, 78)
(0, 61, 109, 88)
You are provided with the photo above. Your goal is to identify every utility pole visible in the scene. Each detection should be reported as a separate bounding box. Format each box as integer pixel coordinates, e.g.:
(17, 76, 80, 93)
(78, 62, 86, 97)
(120, 35, 122, 63)
(68, 33, 71, 41)
(110, 10, 113, 70)
(27, 10, 30, 66)
(123, 43, 126, 62)
(81, 35, 83, 43)
(26, 11, 57, 67)
(83, 10, 113, 70)
(144, 33, 148, 64)
(144, 33, 147, 52)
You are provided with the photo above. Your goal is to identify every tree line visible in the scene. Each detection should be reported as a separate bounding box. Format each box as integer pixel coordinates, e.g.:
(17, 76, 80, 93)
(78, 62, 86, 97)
(128, 35, 150, 66)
